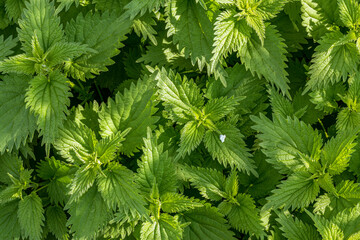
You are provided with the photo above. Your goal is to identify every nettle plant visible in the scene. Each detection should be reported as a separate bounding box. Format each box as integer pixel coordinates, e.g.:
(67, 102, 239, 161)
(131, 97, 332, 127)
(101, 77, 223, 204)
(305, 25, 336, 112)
(2, 0, 360, 239)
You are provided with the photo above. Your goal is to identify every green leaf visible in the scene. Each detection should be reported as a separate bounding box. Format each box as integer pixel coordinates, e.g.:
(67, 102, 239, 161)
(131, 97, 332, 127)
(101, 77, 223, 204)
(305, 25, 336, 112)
(0, 167, 32, 205)
(96, 130, 130, 163)
(337, 108, 360, 132)
(4, 0, 26, 21)
(205, 63, 261, 99)
(309, 81, 346, 113)
(333, 204, 360, 239)
(276, 211, 321, 240)
(0, 153, 22, 184)
(307, 210, 345, 240)
(305, 31, 359, 91)
(177, 120, 205, 157)
(204, 121, 256, 175)
(257, 0, 288, 19)
(205, 63, 267, 136)
(349, 140, 360, 176)
(17, 0, 63, 54)
(37, 157, 68, 180)
(180, 205, 236, 240)
(103, 212, 139, 239)
(0, 200, 21, 239)
(37, 157, 72, 205)
(251, 113, 323, 174)
(0, 185, 21, 205)
(239, 24, 290, 96)
(45, 41, 96, 68)
(140, 214, 183, 240)
(338, 0, 360, 29)
(234, 0, 285, 43)
(225, 170, 238, 198)
(156, 68, 203, 123)
(0, 35, 17, 61)
(66, 186, 110, 239)
(25, 71, 72, 148)
(133, 13, 158, 45)
(203, 97, 240, 122)
(0, 54, 36, 75)
(18, 192, 45, 240)
(160, 193, 202, 213)
(317, 171, 337, 195)
(68, 164, 99, 204)
(245, 14, 266, 44)
(125, 0, 166, 19)
(210, 9, 251, 72)
(166, 0, 214, 68)
(99, 75, 158, 155)
(270, 86, 294, 115)
(47, 180, 71, 206)
(337, 180, 360, 200)
(321, 129, 358, 175)
(337, 74, 360, 131)
(46, 205, 69, 240)
(342, 73, 360, 107)
(60, 119, 107, 161)
(180, 165, 227, 201)
(55, 121, 97, 164)
(31, 33, 44, 60)
(269, 87, 307, 119)
(137, 129, 178, 196)
(300, 0, 331, 39)
(65, 11, 131, 79)
(314, 180, 360, 217)
(97, 162, 147, 217)
(55, 0, 79, 13)
(0, 74, 36, 153)
(317, 0, 342, 24)
(218, 193, 265, 238)
(266, 171, 320, 210)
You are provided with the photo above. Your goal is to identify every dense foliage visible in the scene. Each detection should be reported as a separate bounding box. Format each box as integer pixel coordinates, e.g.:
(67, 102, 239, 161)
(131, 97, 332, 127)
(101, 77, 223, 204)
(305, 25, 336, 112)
(1, 0, 360, 239)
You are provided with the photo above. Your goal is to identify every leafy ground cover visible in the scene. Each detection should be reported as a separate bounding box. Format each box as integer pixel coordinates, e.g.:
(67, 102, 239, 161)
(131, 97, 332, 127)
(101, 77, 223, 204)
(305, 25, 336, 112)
(1, 0, 360, 239)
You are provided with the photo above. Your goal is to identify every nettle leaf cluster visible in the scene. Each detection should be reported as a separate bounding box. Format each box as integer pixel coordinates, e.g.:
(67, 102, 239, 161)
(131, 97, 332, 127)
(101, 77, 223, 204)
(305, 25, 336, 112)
(1, 0, 360, 239)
